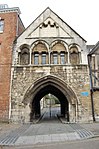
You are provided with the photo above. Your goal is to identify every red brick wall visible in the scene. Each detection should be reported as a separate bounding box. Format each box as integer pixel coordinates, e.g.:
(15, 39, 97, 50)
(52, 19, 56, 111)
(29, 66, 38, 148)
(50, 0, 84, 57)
(0, 11, 24, 121)
(18, 16, 25, 35)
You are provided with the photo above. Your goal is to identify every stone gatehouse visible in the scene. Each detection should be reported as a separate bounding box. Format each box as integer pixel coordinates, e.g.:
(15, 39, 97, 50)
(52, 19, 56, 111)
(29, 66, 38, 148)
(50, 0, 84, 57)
(11, 7, 92, 123)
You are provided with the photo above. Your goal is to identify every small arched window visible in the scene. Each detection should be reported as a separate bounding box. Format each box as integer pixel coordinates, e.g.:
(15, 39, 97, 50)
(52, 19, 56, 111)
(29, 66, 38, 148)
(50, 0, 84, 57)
(32, 42, 48, 65)
(51, 41, 67, 64)
(69, 46, 80, 65)
(20, 48, 29, 65)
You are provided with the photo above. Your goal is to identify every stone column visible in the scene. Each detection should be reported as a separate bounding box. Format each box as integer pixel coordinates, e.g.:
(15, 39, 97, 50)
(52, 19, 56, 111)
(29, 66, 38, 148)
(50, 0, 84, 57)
(39, 52, 42, 64)
(69, 104, 75, 122)
(18, 52, 20, 64)
(24, 104, 31, 123)
(58, 52, 60, 64)
(79, 52, 82, 64)
(30, 48, 32, 65)
(48, 51, 50, 64)
(68, 52, 70, 64)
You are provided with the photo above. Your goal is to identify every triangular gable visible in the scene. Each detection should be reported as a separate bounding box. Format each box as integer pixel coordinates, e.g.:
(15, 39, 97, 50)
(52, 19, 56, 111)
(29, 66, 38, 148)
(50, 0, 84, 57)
(27, 17, 72, 38)
(16, 7, 86, 42)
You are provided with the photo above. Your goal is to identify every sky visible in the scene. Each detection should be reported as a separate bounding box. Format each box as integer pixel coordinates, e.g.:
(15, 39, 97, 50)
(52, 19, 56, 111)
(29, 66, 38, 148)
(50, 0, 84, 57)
(0, 0, 99, 45)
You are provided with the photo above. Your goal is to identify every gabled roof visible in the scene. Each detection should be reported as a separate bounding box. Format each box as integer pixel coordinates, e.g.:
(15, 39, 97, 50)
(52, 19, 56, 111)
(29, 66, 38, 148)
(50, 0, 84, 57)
(47, 7, 86, 42)
(87, 45, 95, 53)
(15, 7, 86, 42)
(88, 41, 99, 55)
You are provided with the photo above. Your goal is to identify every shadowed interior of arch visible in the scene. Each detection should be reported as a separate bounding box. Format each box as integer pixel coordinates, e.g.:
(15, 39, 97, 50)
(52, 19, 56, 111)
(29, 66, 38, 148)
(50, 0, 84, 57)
(30, 84, 69, 122)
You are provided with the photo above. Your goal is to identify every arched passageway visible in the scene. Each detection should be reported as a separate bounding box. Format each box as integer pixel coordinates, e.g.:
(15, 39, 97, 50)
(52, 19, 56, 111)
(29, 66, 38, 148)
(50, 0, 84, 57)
(23, 75, 78, 123)
(30, 84, 69, 122)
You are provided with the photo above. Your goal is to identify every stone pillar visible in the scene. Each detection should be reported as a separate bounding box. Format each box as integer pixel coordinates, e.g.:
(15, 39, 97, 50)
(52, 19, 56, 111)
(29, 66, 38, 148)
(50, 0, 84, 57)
(75, 103, 78, 122)
(39, 52, 42, 65)
(30, 48, 32, 65)
(58, 52, 60, 64)
(79, 52, 82, 64)
(68, 52, 70, 64)
(24, 104, 31, 123)
(69, 103, 71, 122)
(18, 53, 20, 64)
(48, 51, 50, 64)
(69, 104, 75, 122)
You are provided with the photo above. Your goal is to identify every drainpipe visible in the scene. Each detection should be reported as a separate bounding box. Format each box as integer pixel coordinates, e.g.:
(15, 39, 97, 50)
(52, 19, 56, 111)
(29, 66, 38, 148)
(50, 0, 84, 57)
(88, 55, 95, 122)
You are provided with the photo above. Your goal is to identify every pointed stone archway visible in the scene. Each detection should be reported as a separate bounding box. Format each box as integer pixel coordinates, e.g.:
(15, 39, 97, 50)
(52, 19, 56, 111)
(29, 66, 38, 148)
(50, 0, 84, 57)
(23, 75, 79, 123)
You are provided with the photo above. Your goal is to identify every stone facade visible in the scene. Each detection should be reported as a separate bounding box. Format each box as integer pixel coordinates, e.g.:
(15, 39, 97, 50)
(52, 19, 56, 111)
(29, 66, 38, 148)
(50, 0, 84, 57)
(10, 7, 94, 123)
(0, 5, 25, 121)
(11, 65, 92, 123)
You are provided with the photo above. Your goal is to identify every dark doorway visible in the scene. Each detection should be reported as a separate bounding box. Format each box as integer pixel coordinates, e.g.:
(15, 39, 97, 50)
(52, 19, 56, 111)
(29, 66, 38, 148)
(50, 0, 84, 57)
(30, 84, 69, 122)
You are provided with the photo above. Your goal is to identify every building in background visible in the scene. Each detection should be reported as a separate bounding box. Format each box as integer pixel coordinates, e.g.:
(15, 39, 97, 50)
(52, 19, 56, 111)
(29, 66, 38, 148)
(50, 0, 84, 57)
(88, 41, 99, 121)
(0, 4, 25, 121)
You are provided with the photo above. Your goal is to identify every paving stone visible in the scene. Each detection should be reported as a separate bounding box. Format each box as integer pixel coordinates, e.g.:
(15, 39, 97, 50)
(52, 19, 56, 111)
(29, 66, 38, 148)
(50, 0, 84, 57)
(0, 119, 95, 146)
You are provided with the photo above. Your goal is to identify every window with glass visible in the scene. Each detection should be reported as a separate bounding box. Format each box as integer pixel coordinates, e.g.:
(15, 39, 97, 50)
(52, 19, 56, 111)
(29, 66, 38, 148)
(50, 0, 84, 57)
(60, 53, 65, 64)
(53, 53, 58, 64)
(0, 20, 4, 32)
(42, 53, 46, 64)
(34, 53, 39, 65)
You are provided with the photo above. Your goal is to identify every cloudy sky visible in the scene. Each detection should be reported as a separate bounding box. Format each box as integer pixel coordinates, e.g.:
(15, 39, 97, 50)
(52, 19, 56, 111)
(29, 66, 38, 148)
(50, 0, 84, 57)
(0, 0, 99, 44)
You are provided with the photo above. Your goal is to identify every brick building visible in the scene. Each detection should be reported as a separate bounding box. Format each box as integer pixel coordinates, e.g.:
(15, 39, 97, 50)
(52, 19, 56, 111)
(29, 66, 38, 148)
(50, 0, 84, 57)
(0, 4, 25, 121)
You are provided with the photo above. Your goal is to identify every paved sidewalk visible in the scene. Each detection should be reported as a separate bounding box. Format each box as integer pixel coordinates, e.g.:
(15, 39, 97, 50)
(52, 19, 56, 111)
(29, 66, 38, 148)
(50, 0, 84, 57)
(0, 122, 98, 146)
(0, 108, 99, 146)
(15, 132, 80, 145)
(80, 123, 99, 136)
(0, 123, 20, 136)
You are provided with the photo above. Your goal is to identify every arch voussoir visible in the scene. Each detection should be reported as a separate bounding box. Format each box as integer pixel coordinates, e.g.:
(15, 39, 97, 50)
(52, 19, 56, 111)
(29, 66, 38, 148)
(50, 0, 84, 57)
(23, 75, 78, 105)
